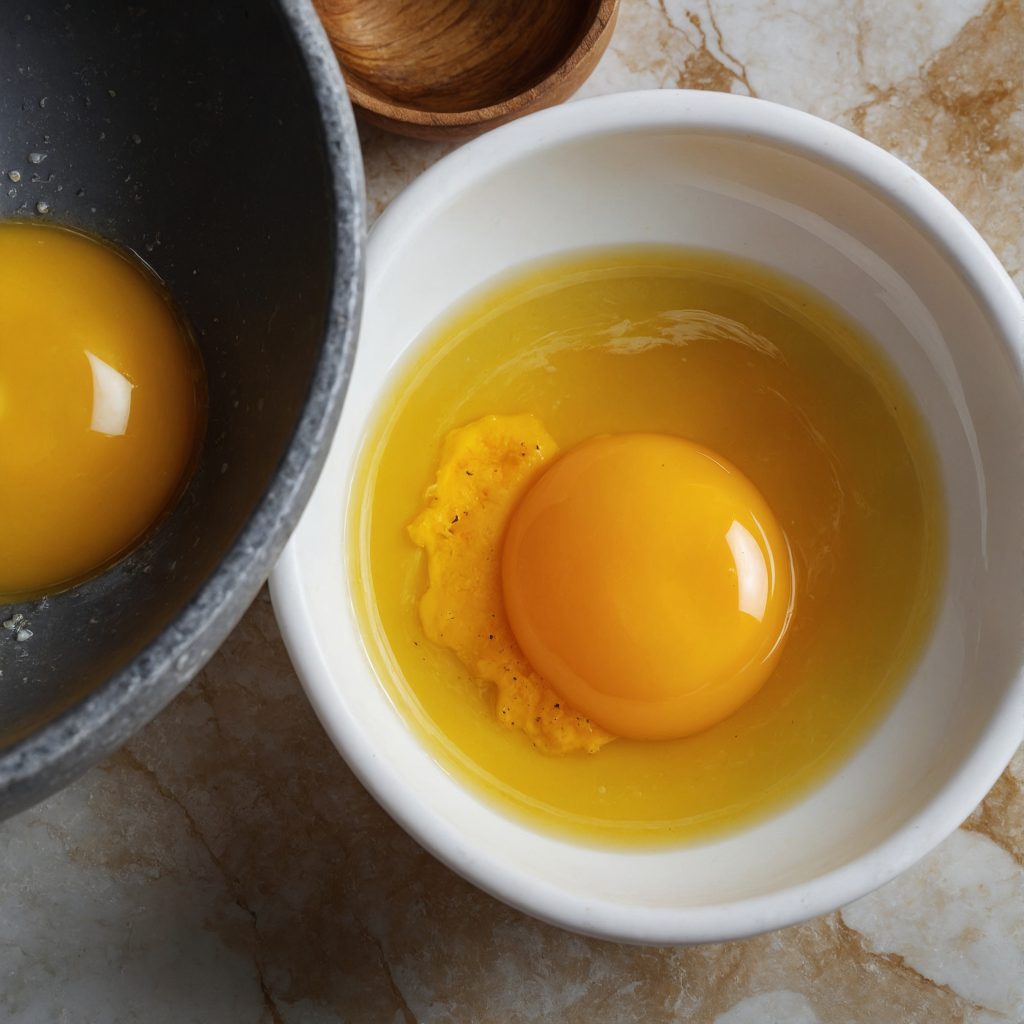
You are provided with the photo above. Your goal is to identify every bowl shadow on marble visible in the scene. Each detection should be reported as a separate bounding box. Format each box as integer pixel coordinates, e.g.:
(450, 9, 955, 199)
(0, 0, 364, 818)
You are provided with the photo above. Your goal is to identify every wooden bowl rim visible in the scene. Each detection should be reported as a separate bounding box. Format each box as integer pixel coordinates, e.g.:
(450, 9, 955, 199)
(342, 0, 619, 128)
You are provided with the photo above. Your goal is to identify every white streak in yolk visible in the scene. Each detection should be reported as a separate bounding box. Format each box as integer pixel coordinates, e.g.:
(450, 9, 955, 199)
(726, 520, 770, 620)
(86, 351, 134, 437)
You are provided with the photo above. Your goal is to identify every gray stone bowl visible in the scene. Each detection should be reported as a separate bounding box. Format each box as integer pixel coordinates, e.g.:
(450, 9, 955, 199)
(0, 0, 364, 817)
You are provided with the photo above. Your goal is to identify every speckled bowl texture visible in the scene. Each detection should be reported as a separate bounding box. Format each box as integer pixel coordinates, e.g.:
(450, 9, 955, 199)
(0, 0, 365, 818)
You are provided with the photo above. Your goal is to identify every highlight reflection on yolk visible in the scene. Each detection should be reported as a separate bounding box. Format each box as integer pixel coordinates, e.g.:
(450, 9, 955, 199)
(501, 434, 794, 740)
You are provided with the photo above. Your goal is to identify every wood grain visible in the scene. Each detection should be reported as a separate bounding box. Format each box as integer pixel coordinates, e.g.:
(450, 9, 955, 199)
(314, 0, 619, 139)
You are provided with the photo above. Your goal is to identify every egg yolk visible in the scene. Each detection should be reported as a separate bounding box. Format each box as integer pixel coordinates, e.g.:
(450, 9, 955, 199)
(501, 434, 794, 740)
(0, 222, 204, 601)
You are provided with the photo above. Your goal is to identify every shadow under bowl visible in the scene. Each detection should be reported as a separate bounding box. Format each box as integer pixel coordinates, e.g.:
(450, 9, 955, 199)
(0, 0, 364, 818)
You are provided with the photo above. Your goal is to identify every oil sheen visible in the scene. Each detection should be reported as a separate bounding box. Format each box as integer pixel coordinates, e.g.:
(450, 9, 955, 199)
(0, 222, 204, 601)
(353, 248, 944, 847)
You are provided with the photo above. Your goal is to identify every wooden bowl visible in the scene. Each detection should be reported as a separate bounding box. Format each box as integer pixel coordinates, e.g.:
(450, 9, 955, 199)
(314, 0, 619, 140)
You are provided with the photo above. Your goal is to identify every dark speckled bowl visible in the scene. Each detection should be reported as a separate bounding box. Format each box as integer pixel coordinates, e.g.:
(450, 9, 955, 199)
(0, 0, 364, 817)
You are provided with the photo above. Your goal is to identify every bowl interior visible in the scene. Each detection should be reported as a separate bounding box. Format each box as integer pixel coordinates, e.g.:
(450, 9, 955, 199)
(316, 0, 601, 114)
(274, 94, 1024, 941)
(0, 4, 338, 761)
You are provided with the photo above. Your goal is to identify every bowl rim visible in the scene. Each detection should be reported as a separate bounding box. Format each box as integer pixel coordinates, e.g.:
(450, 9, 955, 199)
(341, 0, 619, 130)
(0, 0, 366, 820)
(272, 88, 1024, 944)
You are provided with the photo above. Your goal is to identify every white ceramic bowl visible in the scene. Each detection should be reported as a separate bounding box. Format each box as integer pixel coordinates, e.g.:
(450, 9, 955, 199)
(271, 90, 1024, 945)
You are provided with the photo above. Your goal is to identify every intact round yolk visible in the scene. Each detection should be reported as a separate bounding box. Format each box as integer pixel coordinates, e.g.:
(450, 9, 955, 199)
(501, 434, 794, 740)
(0, 223, 204, 601)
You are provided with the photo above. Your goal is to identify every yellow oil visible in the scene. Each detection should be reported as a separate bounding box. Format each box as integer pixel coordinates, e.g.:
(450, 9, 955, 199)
(0, 222, 205, 601)
(352, 247, 944, 847)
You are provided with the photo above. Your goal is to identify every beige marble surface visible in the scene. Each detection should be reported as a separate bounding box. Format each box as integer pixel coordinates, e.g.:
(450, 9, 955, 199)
(4, 1, 1023, 1021)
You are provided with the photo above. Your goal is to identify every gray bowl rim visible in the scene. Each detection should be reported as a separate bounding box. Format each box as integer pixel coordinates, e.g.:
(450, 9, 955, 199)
(0, 0, 366, 819)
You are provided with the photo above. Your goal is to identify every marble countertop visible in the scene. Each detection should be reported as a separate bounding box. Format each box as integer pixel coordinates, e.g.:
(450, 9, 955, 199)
(4, 1, 1023, 1021)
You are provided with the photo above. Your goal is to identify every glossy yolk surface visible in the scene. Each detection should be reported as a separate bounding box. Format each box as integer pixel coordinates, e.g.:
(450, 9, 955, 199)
(0, 222, 204, 600)
(502, 433, 794, 740)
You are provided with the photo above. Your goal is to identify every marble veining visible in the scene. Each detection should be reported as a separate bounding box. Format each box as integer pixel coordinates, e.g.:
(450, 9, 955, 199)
(3, 1, 1023, 1020)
